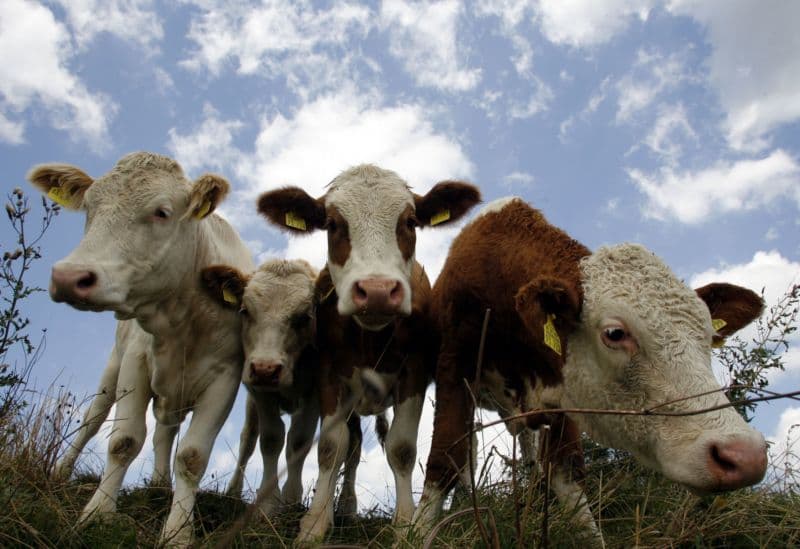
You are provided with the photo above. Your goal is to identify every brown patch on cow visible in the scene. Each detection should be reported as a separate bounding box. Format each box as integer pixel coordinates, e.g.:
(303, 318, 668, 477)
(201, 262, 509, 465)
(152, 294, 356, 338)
(257, 186, 326, 233)
(414, 180, 482, 227)
(695, 283, 764, 343)
(109, 436, 138, 461)
(423, 198, 591, 497)
(201, 265, 249, 308)
(325, 205, 351, 266)
(178, 447, 204, 479)
(396, 204, 417, 261)
(539, 415, 586, 482)
(389, 441, 416, 473)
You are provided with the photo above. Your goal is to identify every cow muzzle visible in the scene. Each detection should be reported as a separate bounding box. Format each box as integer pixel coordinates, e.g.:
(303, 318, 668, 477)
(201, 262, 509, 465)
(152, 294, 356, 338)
(351, 277, 405, 323)
(249, 360, 283, 387)
(705, 437, 768, 492)
(50, 266, 99, 307)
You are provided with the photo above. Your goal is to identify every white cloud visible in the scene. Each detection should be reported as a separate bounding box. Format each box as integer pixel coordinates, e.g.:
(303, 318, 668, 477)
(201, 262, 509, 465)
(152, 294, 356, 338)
(0, 111, 25, 145)
(616, 49, 688, 124)
(53, 0, 162, 53)
(667, 0, 800, 152)
(0, 0, 117, 151)
(629, 149, 800, 224)
(381, 0, 481, 92)
(642, 103, 698, 165)
(181, 0, 372, 98)
(502, 171, 535, 188)
(536, 0, 655, 48)
(560, 76, 610, 142)
(167, 103, 244, 176)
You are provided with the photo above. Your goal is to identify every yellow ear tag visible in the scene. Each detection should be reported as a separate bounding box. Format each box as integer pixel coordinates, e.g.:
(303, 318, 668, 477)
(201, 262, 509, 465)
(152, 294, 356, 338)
(712, 318, 727, 332)
(194, 200, 212, 219)
(222, 288, 238, 306)
(543, 314, 562, 356)
(430, 209, 451, 226)
(47, 187, 72, 207)
(285, 211, 307, 231)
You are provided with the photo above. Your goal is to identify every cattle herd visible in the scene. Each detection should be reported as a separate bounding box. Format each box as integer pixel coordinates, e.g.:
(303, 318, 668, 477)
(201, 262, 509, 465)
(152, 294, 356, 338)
(28, 152, 768, 546)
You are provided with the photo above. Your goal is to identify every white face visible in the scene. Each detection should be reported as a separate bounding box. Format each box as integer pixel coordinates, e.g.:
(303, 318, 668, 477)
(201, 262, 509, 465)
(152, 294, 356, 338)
(239, 260, 316, 390)
(323, 165, 417, 330)
(562, 244, 766, 493)
(48, 154, 198, 318)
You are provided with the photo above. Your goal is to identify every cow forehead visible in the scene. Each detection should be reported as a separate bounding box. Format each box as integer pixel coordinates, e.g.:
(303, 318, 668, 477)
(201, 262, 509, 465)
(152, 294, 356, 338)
(245, 261, 316, 314)
(580, 244, 712, 339)
(84, 152, 190, 209)
(325, 164, 414, 222)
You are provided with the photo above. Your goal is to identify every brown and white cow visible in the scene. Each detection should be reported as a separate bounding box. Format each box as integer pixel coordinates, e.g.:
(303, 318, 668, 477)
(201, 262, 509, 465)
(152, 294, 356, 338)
(257, 164, 481, 542)
(52, 320, 176, 488)
(201, 259, 321, 515)
(413, 197, 768, 539)
(29, 152, 254, 547)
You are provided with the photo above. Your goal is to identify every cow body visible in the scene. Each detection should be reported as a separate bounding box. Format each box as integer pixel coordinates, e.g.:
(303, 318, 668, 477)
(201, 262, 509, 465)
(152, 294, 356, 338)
(257, 164, 481, 542)
(202, 259, 321, 515)
(413, 197, 768, 538)
(29, 152, 254, 546)
(52, 320, 176, 488)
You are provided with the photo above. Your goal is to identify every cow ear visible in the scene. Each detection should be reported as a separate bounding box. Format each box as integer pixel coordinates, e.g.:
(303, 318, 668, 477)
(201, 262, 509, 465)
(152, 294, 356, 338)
(188, 174, 230, 220)
(201, 265, 248, 308)
(27, 164, 94, 210)
(257, 186, 326, 233)
(695, 283, 764, 343)
(414, 180, 481, 227)
(515, 277, 582, 360)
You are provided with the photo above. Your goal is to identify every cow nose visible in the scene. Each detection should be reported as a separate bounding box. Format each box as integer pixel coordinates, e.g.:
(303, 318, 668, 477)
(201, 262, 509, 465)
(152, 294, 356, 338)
(707, 439, 768, 490)
(50, 267, 98, 303)
(351, 278, 404, 314)
(250, 361, 283, 385)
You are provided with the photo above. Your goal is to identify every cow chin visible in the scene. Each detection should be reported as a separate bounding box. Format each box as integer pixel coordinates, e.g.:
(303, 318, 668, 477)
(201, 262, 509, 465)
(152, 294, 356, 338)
(353, 314, 396, 331)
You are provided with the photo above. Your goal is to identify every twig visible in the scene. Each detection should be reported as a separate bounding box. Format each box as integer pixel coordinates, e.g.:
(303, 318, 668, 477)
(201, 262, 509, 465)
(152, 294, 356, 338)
(540, 425, 550, 549)
(421, 507, 490, 549)
(512, 435, 522, 549)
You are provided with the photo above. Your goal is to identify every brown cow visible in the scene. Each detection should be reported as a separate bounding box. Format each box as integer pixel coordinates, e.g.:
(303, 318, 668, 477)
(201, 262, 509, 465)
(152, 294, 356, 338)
(257, 164, 481, 542)
(412, 196, 768, 540)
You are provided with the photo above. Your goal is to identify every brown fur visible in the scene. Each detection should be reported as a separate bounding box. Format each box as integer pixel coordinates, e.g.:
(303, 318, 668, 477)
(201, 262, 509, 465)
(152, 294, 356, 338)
(414, 181, 482, 227)
(27, 164, 94, 210)
(425, 199, 590, 492)
(696, 283, 765, 343)
(257, 186, 326, 232)
(396, 204, 417, 261)
(201, 265, 249, 308)
(326, 205, 351, 266)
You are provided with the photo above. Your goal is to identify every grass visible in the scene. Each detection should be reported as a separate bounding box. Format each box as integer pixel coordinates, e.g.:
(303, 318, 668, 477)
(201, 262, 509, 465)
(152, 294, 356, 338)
(0, 394, 798, 548)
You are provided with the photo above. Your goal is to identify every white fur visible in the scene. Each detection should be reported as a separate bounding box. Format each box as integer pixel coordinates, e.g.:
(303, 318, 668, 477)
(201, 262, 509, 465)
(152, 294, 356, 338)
(475, 196, 521, 219)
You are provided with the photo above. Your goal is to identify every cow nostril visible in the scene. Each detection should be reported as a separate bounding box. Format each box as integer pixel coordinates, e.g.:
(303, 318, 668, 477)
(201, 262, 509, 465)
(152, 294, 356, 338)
(77, 272, 97, 289)
(390, 282, 401, 299)
(355, 283, 368, 300)
(710, 444, 737, 472)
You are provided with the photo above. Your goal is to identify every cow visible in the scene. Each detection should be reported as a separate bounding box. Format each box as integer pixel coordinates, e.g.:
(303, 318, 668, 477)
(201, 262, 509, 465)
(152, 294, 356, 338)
(201, 258, 321, 516)
(28, 152, 254, 546)
(52, 320, 176, 488)
(412, 196, 768, 540)
(257, 164, 481, 542)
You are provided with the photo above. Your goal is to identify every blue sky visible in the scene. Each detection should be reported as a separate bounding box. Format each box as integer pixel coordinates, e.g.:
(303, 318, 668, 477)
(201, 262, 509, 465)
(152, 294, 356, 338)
(1, 0, 799, 509)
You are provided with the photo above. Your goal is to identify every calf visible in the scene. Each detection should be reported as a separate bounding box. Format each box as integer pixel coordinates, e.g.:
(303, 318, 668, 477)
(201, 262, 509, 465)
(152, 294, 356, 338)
(53, 320, 176, 487)
(413, 197, 768, 538)
(257, 164, 480, 542)
(29, 152, 254, 546)
(201, 259, 320, 515)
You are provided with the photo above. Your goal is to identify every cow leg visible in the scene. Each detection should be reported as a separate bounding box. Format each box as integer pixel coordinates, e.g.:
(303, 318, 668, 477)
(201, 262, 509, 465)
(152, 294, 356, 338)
(335, 414, 361, 519)
(54, 348, 121, 481)
(541, 417, 603, 544)
(226, 394, 259, 498)
(151, 421, 178, 487)
(519, 427, 539, 469)
(283, 398, 319, 507)
(79, 351, 150, 522)
(297, 407, 350, 543)
(161, 371, 239, 547)
(254, 396, 285, 517)
(413, 346, 476, 533)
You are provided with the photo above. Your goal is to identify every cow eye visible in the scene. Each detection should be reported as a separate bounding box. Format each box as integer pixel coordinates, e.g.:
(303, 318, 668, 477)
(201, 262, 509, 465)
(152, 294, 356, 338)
(153, 208, 170, 220)
(239, 306, 249, 317)
(601, 326, 629, 349)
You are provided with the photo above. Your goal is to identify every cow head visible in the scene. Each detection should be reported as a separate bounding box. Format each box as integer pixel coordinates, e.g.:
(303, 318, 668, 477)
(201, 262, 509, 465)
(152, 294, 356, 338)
(202, 259, 317, 390)
(258, 165, 480, 330)
(28, 152, 229, 319)
(519, 244, 768, 494)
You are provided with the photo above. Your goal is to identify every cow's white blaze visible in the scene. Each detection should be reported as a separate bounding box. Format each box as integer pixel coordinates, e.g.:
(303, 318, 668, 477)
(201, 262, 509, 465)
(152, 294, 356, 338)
(562, 243, 766, 492)
(325, 165, 415, 328)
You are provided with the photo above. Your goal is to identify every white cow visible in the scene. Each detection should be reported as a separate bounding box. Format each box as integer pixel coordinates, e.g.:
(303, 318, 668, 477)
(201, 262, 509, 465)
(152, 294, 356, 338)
(53, 320, 176, 487)
(201, 259, 320, 515)
(29, 152, 254, 546)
